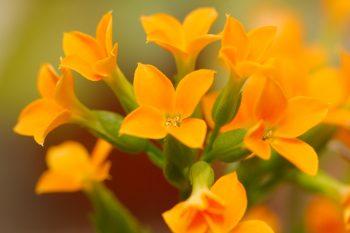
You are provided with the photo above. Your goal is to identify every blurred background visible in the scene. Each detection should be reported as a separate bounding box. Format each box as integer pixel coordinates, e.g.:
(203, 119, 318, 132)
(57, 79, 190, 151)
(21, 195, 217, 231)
(0, 0, 349, 232)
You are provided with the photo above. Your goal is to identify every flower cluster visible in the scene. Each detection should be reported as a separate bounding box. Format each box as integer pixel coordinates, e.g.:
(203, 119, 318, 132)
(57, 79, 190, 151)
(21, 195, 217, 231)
(14, 5, 350, 233)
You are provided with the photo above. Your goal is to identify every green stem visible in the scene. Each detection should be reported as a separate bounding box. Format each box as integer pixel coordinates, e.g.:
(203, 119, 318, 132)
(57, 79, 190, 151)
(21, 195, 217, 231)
(85, 183, 147, 233)
(145, 143, 164, 169)
(173, 55, 196, 85)
(105, 66, 138, 113)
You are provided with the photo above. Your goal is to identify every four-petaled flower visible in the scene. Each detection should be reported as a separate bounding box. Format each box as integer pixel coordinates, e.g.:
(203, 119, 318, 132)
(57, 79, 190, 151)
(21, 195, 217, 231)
(61, 11, 118, 81)
(36, 139, 112, 193)
(119, 64, 214, 148)
(141, 8, 220, 67)
(163, 172, 274, 233)
(14, 64, 85, 145)
(224, 75, 328, 176)
(220, 16, 276, 78)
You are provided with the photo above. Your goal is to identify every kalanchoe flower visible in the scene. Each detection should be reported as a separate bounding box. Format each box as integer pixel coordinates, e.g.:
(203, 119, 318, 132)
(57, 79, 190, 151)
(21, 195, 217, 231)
(223, 76, 328, 176)
(220, 16, 276, 78)
(61, 11, 118, 81)
(36, 140, 112, 194)
(14, 64, 88, 145)
(163, 172, 274, 233)
(306, 196, 346, 233)
(141, 8, 220, 73)
(119, 64, 214, 148)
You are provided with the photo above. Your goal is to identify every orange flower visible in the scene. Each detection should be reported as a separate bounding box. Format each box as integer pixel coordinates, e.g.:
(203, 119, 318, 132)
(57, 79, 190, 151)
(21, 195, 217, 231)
(119, 64, 214, 148)
(14, 64, 86, 145)
(141, 8, 220, 69)
(220, 16, 276, 78)
(163, 172, 274, 233)
(224, 76, 328, 176)
(306, 196, 346, 233)
(61, 11, 118, 81)
(36, 139, 112, 194)
(244, 205, 281, 233)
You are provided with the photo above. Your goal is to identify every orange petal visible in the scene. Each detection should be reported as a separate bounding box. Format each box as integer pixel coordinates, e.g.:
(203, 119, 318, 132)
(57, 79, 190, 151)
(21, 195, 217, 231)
(255, 77, 287, 125)
(46, 141, 90, 175)
(244, 122, 271, 160)
(134, 63, 175, 112)
(163, 203, 207, 233)
(93, 43, 118, 78)
(247, 26, 276, 62)
(91, 139, 113, 167)
(36, 171, 82, 194)
(61, 55, 101, 81)
(96, 11, 113, 53)
(274, 97, 328, 138)
(14, 99, 71, 145)
(210, 172, 247, 231)
(201, 91, 219, 129)
(325, 108, 350, 127)
(183, 7, 218, 41)
(54, 68, 77, 110)
(175, 69, 215, 118)
(305, 68, 347, 107)
(245, 205, 281, 233)
(222, 75, 265, 132)
(120, 106, 167, 139)
(231, 220, 274, 233)
(221, 16, 248, 62)
(271, 138, 318, 176)
(37, 64, 59, 99)
(305, 196, 344, 233)
(168, 118, 207, 148)
(141, 14, 183, 51)
(63, 32, 103, 62)
(187, 34, 221, 55)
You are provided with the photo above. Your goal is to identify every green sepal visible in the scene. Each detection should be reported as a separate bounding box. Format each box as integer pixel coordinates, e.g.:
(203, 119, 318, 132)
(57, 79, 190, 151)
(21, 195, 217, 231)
(85, 183, 147, 233)
(211, 76, 245, 128)
(204, 129, 250, 163)
(81, 110, 148, 154)
(163, 135, 195, 190)
(189, 161, 214, 191)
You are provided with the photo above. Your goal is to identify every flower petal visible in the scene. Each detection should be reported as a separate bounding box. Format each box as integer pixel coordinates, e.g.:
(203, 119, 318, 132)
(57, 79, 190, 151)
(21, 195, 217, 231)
(14, 99, 71, 145)
(271, 138, 318, 176)
(96, 11, 113, 53)
(210, 172, 247, 231)
(36, 171, 82, 194)
(255, 77, 287, 125)
(244, 121, 271, 160)
(175, 69, 215, 118)
(120, 106, 167, 139)
(187, 34, 221, 55)
(47, 141, 91, 174)
(247, 26, 276, 62)
(201, 91, 219, 129)
(168, 118, 207, 148)
(274, 97, 328, 138)
(183, 7, 218, 41)
(93, 43, 118, 78)
(163, 203, 207, 233)
(325, 108, 350, 127)
(61, 55, 101, 81)
(54, 68, 77, 110)
(221, 16, 248, 62)
(134, 63, 175, 112)
(63, 32, 103, 62)
(231, 220, 274, 233)
(141, 14, 183, 50)
(91, 139, 113, 167)
(37, 64, 59, 99)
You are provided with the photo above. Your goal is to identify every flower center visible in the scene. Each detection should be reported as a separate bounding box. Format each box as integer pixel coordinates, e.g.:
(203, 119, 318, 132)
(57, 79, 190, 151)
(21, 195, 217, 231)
(262, 129, 273, 141)
(165, 114, 182, 128)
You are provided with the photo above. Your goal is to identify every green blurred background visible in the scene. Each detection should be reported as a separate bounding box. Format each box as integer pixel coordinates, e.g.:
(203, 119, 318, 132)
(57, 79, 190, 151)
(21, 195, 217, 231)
(0, 0, 339, 232)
